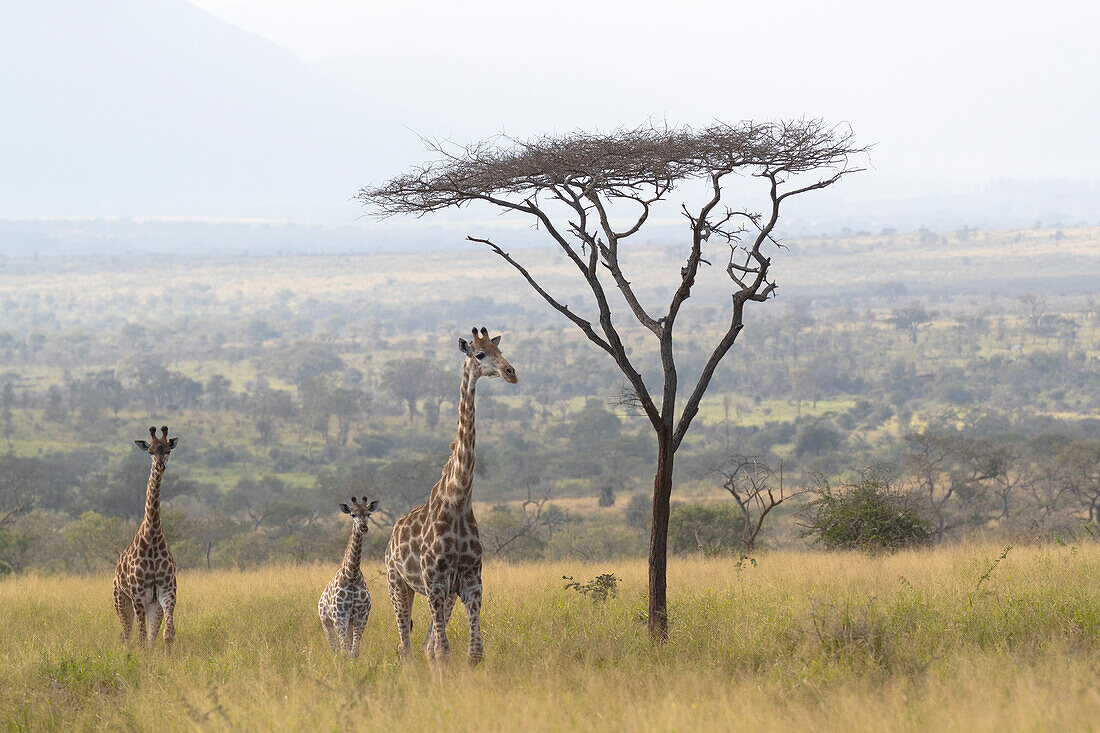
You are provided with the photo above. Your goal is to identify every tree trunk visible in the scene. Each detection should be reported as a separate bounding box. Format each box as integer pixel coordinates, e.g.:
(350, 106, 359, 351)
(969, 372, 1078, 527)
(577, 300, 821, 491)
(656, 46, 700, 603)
(647, 428, 675, 640)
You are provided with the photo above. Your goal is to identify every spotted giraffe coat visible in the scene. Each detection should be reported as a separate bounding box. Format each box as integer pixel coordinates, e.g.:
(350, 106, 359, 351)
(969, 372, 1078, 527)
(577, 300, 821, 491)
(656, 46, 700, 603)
(318, 498, 377, 657)
(386, 328, 517, 663)
(114, 427, 178, 650)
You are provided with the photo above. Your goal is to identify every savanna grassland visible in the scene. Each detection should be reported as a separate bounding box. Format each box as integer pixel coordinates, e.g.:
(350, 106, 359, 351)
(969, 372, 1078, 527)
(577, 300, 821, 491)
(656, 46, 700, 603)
(2, 545, 1098, 731)
(0, 225, 1099, 731)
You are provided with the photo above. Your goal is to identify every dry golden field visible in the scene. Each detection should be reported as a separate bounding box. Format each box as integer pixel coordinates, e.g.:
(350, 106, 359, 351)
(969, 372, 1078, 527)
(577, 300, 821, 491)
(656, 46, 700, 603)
(2, 544, 1098, 732)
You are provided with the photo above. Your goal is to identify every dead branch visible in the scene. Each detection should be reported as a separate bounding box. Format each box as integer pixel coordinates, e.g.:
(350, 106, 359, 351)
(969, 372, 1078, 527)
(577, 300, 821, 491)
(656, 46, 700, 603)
(716, 455, 809, 552)
(492, 485, 553, 556)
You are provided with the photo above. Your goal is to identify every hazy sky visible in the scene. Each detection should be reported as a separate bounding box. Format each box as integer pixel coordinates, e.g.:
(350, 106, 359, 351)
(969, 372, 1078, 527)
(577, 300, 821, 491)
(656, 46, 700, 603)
(189, 0, 1100, 192)
(1, 0, 1096, 224)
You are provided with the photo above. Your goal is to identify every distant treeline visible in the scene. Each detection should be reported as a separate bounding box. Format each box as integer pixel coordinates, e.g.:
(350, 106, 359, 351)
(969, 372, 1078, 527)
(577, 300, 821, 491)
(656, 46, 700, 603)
(1, 287, 1097, 572)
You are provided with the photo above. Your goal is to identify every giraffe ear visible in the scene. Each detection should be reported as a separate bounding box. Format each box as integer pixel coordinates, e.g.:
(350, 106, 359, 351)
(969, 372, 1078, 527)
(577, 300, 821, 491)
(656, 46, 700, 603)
(134, 440, 150, 451)
(366, 499, 380, 513)
(167, 437, 179, 449)
(491, 335, 501, 346)
(458, 338, 471, 355)
(340, 503, 351, 514)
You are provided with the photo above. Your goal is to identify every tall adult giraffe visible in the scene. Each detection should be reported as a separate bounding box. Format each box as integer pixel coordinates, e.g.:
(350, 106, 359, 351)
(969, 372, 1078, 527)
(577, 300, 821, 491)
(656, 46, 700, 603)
(386, 327, 517, 663)
(113, 426, 179, 651)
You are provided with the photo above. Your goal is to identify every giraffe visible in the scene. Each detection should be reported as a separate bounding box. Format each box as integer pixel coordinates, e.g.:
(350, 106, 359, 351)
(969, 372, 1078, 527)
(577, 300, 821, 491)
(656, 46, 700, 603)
(113, 426, 179, 651)
(318, 495, 379, 658)
(386, 327, 517, 664)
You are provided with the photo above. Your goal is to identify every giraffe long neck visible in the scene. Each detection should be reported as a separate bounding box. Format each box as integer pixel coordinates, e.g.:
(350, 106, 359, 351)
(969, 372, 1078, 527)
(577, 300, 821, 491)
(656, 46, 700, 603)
(341, 525, 364, 575)
(436, 362, 478, 505)
(143, 462, 164, 529)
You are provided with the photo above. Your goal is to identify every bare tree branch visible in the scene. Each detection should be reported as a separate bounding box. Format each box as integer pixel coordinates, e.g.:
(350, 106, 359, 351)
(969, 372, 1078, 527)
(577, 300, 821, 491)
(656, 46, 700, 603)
(491, 486, 552, 556)
(716, 455, 808, 552)
(467, 236, 612, 354)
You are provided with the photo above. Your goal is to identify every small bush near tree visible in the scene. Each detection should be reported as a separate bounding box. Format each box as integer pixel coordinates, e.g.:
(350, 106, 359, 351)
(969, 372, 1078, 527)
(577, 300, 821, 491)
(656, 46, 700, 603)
(562, 573, 620, 603)
(801, 474, 932, 552)
(667, 503, 745, 556)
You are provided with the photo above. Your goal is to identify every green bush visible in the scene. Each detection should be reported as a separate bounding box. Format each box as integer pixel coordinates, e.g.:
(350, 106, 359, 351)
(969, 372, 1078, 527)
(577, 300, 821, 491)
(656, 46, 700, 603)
(801, 476, 932, 552)
(667, 503, 745, 556)
(562, 572, 620, 603)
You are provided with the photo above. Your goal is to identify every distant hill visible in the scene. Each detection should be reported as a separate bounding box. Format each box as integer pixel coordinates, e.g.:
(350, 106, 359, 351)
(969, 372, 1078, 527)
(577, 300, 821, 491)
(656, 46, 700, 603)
(0, 0, 411, 221)
(0, 0, 1095, 234)
(799, 179, 1100, 234)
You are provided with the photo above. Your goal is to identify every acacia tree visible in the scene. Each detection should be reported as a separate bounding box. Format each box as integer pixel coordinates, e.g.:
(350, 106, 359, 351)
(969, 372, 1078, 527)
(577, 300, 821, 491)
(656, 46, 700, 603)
(361, 120, 864, 639)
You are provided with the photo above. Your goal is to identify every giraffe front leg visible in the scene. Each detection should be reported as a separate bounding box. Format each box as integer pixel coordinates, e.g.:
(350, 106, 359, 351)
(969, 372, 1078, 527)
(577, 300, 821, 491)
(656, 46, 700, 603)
(319, 590, 341, 655)
(320, 615, 340, 654)
(335, 614, 351, 656)
(426, 584, 451, 662)
(131, 594, 148, 648)
(423, 593, 456, 655)
(388, 570, 414, 660)
(348, 613, 368, 660)
(114, 580, 134, 645)
(159, 581, 177, 652)
(460, 582, 484, 665)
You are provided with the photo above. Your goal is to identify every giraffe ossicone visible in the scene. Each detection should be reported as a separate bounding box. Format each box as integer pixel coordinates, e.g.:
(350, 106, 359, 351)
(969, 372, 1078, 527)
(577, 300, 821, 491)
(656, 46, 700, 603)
(386, 326, 517, 664)
(113, 425, 179, 651)
(318, 495, 379, 658)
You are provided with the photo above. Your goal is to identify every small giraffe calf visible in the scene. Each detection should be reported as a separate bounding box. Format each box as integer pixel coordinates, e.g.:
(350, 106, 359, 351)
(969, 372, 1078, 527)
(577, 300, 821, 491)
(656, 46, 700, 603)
(114, 426, 179, 651)
(318, 496, 379, 658)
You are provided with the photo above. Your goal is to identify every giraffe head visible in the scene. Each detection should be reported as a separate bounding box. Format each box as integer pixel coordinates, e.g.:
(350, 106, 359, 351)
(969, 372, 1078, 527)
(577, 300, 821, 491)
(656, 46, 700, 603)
(133, 425, 178, 473)
(458, 327, 518, 383)
(340, 496, 379, 533)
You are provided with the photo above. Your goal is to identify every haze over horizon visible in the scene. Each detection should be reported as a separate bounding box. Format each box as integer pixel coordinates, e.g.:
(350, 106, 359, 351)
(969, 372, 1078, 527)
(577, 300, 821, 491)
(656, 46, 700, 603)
(1, 0, 1097, 241)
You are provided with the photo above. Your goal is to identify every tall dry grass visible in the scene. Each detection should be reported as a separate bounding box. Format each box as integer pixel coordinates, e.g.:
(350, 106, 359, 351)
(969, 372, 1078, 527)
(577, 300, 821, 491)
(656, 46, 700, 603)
(1, 544, 1097, 731)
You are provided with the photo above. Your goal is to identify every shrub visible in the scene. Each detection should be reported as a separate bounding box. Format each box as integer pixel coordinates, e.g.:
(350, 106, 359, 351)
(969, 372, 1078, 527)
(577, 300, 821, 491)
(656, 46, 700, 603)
(562, 573, 619, 603)
(667, 503, 745, 556)
(801, 475, 932, 552)
(794, 422, 843, 457)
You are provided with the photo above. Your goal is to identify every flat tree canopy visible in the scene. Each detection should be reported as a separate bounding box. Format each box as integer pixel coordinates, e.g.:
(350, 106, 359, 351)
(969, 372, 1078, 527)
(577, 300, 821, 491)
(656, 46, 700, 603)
(365, 120, 858, 216)
(361, 119, 865, 639)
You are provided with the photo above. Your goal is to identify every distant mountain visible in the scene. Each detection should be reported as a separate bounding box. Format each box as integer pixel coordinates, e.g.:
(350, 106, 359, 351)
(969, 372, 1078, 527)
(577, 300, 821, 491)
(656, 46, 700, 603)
(0, 0, 1095, 237)
(0, 218, 478, 256)
(0, 0, 411, 221)
(795, 179, 1100, 235)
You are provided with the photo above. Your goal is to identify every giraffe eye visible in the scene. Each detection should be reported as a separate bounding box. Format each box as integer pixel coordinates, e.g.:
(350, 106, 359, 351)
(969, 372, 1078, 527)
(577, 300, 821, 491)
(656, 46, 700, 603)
(475, 352, 485, 359)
